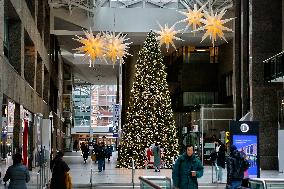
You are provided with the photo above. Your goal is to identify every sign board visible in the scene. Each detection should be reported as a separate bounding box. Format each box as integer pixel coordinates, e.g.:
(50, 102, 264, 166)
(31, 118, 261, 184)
(112, 104, 120, 133)
(230, 121, 260, 178)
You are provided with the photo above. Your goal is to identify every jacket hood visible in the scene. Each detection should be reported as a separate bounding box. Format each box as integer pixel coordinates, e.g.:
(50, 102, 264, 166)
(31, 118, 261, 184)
(181, 152, 197, 161)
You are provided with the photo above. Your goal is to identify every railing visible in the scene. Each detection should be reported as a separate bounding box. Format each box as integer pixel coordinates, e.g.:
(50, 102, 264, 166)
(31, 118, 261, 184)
(248, 178, 284, 189)
(139, 176, 172, 189)
(264, 51, 284, 82)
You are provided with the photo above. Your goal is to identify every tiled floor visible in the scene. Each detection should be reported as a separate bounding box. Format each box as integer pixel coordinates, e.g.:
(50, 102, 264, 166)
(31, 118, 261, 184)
(0, 151, 283, 188)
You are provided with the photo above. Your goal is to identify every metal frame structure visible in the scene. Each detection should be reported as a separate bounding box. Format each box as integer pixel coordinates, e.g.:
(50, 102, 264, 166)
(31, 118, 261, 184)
(49, 0, 233, 13)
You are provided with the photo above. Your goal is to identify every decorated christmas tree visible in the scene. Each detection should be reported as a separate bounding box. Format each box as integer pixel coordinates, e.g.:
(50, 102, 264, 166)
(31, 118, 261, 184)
(117, 31, 179, 168)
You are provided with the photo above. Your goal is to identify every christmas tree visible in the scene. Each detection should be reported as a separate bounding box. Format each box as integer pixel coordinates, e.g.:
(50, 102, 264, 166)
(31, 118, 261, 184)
(117, 31, 179, 168)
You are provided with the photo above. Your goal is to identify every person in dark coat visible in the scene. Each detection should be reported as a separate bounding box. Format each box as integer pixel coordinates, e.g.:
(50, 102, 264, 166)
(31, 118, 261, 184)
(215, 139, 226, 183)
(172, 145, 204, 189)
(73, 140, 78, 152)
(106, 145, 112, 162)
(81, 142, 89, 163)
(3, 153, 30, 189)
(96, 142, 106, 172)
(50, 151, 70, 189)
(153, 143, 161, 172)
(226, 145, 249, 189)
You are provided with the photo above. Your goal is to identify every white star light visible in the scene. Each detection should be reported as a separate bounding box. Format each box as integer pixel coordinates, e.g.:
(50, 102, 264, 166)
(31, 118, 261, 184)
(194, 9, 235, 46)
(104, 32, 132, 65)
(177, 3, 208, 34)
(154, 23, 183, 52)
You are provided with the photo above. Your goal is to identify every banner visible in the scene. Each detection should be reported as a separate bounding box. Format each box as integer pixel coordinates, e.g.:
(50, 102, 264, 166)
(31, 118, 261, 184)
(23, 119, 28, 166)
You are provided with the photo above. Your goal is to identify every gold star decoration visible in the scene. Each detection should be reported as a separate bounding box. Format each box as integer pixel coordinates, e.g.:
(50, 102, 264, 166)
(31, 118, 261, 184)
(177, 2, 208, 34)
(104, 32, 132, 65)
(194, 9, 235, 47)
(73, 30, 106, 67)
(154, 23, 183, 52)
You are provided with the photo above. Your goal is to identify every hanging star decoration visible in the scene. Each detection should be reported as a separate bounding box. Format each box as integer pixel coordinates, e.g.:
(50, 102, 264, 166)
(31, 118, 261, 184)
(177, 2, 208, 34)
(193, 8, 235, 47)
(73, 30, 106, 67)
(154, 23, 183, 52)
(103, 32, 132, 65)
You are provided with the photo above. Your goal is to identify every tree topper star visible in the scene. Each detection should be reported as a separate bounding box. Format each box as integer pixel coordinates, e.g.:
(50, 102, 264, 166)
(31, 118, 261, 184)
(193, 9, 235, 46)
(154, 23, 183, 52)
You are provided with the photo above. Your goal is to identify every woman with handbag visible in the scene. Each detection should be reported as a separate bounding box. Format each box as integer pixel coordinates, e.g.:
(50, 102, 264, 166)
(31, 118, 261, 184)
(50, 151, 71, 189)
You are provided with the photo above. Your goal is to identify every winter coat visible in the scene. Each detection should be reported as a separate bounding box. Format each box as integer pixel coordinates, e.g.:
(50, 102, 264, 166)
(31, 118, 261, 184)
(153, 146, 161, 167)
(172, 153, 204, 189)
(3, 163, 30, 189)
(50, 158, 70, 189)
(216, 144, 226, 169)
(227, 150, 247, 184)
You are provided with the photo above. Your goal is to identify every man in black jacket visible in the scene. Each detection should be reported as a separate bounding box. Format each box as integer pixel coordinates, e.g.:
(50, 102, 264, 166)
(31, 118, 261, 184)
(226, 145, 249, 189)
(96, 142, 106, 172)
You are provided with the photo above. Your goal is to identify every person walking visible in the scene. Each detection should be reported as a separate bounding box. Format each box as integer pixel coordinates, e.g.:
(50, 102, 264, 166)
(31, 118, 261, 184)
(81, 143, 89, 163)
(215, 139, 226, 183)
(96, 142, 106, 172)
(50, 151, 70, 189)
(3, 153, 30, 189)
(73, 140, 78, 152)
(153, 143, 161, 172)
(226, 145, 249, 189)
(106, 145, 112, 162)
(172, 145, 204, 189)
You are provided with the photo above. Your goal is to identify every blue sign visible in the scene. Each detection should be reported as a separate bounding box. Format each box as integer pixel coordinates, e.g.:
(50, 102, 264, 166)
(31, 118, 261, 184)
(233, 135, 258, 178)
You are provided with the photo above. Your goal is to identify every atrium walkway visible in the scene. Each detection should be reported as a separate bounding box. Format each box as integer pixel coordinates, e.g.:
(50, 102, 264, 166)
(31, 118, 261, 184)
(0, 151, 283, 188)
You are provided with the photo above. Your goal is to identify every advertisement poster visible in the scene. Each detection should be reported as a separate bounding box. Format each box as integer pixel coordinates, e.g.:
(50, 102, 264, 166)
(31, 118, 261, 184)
(232, 135, 258, 178)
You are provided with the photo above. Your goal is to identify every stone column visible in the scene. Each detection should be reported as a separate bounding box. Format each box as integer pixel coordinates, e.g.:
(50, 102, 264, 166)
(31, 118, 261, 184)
(233, 0, 242, 120)
(241, 0, 250, 115)
(13, 103, 21, 153)
(250, 0, 282, 169)
(0, 0, 4, 135)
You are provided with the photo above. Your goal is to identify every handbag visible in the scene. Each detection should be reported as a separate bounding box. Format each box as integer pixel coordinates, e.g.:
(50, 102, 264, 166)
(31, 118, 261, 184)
(65, 172, 72, 189)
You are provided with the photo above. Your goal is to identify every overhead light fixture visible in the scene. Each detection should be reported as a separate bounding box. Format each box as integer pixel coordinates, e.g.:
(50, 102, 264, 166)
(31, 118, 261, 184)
(196, 49, 207, 52)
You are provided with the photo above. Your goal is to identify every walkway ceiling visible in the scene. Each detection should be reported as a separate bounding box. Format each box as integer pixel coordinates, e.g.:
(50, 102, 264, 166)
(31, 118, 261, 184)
(50, 0, 234, 85)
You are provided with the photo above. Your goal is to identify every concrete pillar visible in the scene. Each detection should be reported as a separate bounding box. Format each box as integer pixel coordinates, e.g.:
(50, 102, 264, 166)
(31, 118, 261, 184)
(250, 0, 282, 169)
(0, 0, 4, 135)
(233, 0, 242, 120)
(13, 103, 20, 153)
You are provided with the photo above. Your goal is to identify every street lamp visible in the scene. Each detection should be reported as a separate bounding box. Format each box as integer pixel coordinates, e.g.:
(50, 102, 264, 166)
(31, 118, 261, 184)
(49, 112, 53, 159)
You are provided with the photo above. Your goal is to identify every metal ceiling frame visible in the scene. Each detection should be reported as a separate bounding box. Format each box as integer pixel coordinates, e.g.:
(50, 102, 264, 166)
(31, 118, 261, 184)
(49, 0, 233, 13)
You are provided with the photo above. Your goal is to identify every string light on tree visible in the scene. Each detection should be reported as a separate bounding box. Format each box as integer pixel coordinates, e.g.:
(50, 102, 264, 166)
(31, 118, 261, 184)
(154, 23, 183, 52)
(193, 9, 235, 47)
(177, 2, 208, 34)
(104, 32, 132, 65)
(73, 30, 106, 67)
(117, 31, 179, 169)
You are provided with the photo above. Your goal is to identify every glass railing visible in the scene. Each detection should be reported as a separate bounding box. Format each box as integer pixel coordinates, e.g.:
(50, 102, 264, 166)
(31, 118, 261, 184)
(264, 51, 284, 82)
(139, 176, 172, 189)
(249, 178, 284, 189)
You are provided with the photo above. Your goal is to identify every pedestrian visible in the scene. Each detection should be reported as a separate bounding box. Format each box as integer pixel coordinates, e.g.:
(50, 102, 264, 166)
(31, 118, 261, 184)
(214, 139, 226, 183)
(153, 143, 161, 172)
(106, 145, 112, 162)
(81, 142, 89, 163)
(96, 142, 106, 172)
(226, 145, 250, 189)
(73, 140, 78, 152)
(50, 151, 70, 189)
(172, 145, 204, 189)
(3, 153, 30, 189)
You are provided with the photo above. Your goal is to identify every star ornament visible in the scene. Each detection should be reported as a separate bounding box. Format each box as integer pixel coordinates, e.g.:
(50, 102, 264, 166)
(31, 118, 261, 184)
(73, 30, 106, 67)
(154, 23, 183, 52)
(177, 3, 208, 34)
(104, 32, 132, 65)
(194, 9, 235, 47)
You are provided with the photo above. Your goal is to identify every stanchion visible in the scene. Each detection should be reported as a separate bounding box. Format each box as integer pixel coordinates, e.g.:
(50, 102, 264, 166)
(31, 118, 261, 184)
(37, 171, 40, 189)
(90, 168, 93, 189)
(132, 158, 135, 189)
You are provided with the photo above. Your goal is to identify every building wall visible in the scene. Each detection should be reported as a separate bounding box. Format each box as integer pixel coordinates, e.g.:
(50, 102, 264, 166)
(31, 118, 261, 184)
(0, 0, 64, 152)
(250, 0, 283, 170)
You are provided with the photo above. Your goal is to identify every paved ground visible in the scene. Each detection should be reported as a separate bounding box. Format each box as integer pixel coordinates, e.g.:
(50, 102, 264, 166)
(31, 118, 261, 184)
(0, 151, 283, 188)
